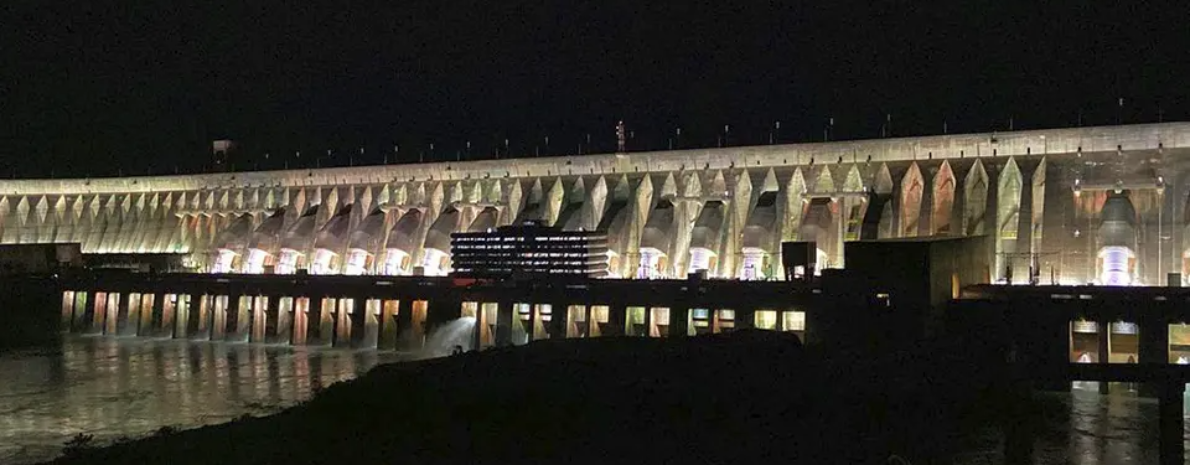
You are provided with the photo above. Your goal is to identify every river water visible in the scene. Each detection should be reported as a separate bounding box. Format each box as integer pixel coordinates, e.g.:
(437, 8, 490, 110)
(0, 336, 403, 465)
(0, 336, 1182, 464)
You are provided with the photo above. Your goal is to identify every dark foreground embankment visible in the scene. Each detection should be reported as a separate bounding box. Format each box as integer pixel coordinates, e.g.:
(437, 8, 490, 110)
(0, 276, 60, 350)
(47, 330, 1014, 465)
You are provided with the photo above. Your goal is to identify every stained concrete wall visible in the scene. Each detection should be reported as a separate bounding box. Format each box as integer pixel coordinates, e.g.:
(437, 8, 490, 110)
(0, 123, 1185, 281)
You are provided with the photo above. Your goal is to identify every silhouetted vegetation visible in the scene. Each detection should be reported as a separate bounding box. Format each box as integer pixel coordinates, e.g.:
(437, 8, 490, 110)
(60, 434, 93, 458)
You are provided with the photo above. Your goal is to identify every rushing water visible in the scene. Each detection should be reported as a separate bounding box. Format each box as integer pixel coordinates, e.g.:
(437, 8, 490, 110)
(0, 336, 1185, 464)
(0, 336, 403, 465)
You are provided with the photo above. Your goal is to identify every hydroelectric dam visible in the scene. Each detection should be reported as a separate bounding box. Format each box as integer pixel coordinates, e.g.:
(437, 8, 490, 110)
(4, 122, 1190, 286)
(16, 123, 1190, 465)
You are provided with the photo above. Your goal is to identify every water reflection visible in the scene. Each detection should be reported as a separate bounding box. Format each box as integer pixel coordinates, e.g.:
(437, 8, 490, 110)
(2, 336, 1188, 465)
(0, 336, 402, 465)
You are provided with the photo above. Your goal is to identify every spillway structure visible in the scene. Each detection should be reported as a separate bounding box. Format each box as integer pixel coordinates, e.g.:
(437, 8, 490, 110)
(3, 122, 1190, 286)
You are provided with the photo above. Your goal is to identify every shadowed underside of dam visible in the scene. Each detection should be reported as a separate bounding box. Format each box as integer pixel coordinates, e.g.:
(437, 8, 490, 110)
(3, 123, 1190, 285)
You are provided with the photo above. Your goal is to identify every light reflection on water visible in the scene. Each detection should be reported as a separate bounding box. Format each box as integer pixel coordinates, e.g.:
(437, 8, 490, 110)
(954, 383, 1182, 465)
(0, 336, 403, 465)
(1, 338, 1187, 465)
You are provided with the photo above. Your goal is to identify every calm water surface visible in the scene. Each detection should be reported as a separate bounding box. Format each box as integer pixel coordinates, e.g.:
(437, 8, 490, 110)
(0, 336, 402, 465)
(0, 337, 1186, 464)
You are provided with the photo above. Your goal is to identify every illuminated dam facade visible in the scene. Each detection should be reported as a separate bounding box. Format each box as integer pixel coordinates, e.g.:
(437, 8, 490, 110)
(4, 122, 1190, 285)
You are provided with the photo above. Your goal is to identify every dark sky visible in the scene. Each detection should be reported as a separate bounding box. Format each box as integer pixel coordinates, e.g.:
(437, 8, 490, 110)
(3, 0, 1189, 177)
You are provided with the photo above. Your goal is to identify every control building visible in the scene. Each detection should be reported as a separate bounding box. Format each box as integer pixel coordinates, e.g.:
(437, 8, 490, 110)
(450, 221, 609, 278)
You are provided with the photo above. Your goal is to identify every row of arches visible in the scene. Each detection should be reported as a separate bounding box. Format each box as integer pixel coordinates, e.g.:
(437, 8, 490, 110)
(0, 157, 1042, 281)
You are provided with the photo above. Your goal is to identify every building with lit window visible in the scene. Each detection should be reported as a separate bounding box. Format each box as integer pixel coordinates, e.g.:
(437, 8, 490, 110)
(451, 222, 609, 278)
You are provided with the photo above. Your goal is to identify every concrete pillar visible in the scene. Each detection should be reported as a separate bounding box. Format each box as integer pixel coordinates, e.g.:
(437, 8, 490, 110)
(349, 297, 368, 348)
(549, 302, 568, 339)
(159, 294, 175, 339)
(114, 292, 132, 336)
(291, 297, 310, 345)
(1097, 319, 1110, 394)
(396, 298, 413, 350)
(319, 298, 336, 347)
(495, 301, 514, 346)
(333, 298, 351, 348)
(1139, 317, 1169, 398)
(186, 294, 207, 340)
(265, 295, 285, 344)
(306, 296, 324, 346)
(379, 299, 400, 350)
(148, 293, 165, 337)
(736, 308, 757, 331)
(668, 306, 690, 338)
(225, 293, 243, 342)
(606, 305, 627, 337)
(61, 291, 75, 330)
(1158, 382, 1185, 465)
(79, 291, 97, 333)
(174, 294, 191, 339)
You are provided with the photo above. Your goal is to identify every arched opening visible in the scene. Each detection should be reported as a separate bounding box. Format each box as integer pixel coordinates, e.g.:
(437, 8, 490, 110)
(212, 248, 238, 273)
(382, 249, 412, 276)
(740, 247, 769, 280)
(276, 248, 304, 274)
(344, 248, 371, 276)
(244, 248, 270, 274)
(310, 248, 338, 275)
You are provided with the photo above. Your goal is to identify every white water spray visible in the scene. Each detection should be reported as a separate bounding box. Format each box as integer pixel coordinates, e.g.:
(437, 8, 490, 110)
(420, 317, 477, 358)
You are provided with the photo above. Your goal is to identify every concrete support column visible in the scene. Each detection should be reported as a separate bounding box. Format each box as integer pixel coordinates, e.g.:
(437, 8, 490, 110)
(1139, 317, 1169, 398)
(114, 293, 131, 336)
(186, 294, 207, 340)
(1158, 382, 1185, 465)
(79, 291, 98, 333)
(495, 301, 514, 347)
(332, 298, 350, 348)
(397, 300, 416, 352)
(174, 294, 191, 339)
(549, 302, 568, 339)
(606, 305, 627, 337)
(735, 308, 756, 331)
(226, 293, 243, 342)
(148, 293, 165, 337)
(668, 307, 690, 338)
(378, 299, 400, 350)
(349, 296, 368, 348)
(1097, 319, 1110, 394)
(262, 295, 281, 344)
(527, 303, 541, 342)
(244, 295, 261, 343)
(306, 296, 324, 346)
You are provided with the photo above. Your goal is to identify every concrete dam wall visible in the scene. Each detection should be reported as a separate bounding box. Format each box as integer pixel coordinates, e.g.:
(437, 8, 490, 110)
(2, 122, 1189, 285)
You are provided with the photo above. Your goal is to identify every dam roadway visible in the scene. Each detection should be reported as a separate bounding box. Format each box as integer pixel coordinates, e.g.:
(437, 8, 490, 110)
(1, 122, 1189, 285)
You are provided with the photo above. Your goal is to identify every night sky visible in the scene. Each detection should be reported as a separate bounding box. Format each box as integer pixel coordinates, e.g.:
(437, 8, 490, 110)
(4, 1, 1188, 178)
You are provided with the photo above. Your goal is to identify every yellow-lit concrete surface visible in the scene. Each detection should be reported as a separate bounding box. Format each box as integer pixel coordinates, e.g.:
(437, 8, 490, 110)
(1, 124, 1186, 284)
